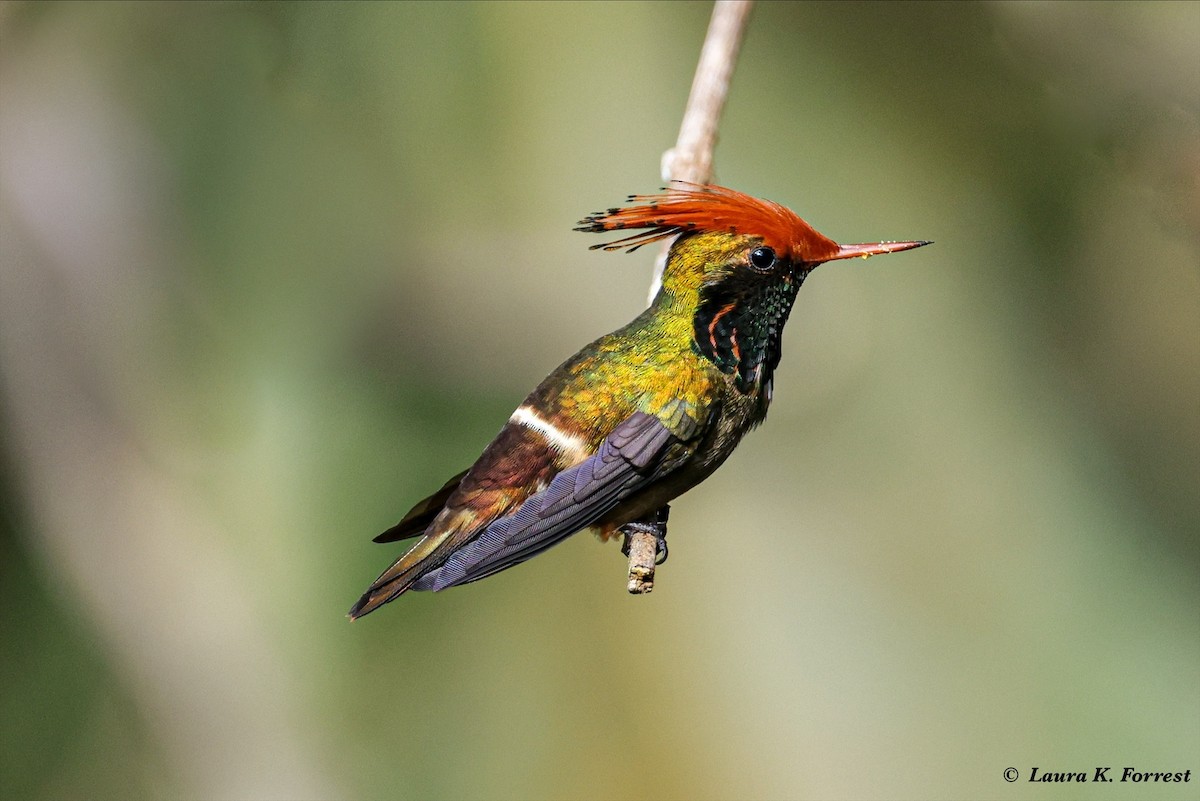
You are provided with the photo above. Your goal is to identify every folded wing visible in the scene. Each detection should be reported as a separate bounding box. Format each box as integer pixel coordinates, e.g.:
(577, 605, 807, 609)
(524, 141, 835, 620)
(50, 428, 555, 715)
(412, 411, 676, 591)
(348, 412, 678, 618)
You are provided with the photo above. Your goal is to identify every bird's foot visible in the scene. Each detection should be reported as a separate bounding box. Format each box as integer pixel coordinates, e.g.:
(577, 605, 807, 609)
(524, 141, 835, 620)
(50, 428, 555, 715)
(620, 506, 670, 565)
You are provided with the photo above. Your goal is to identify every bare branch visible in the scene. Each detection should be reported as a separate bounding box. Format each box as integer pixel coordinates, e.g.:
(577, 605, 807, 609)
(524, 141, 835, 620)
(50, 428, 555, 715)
(662, 0, 755, 188)
(627, 0, 753, 594)
(626, 532, 660, 594)
(646, 0, 754, 305)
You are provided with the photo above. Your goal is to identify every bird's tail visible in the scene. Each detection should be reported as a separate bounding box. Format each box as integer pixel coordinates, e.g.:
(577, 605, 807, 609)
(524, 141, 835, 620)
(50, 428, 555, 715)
(348, 533, 443, 619)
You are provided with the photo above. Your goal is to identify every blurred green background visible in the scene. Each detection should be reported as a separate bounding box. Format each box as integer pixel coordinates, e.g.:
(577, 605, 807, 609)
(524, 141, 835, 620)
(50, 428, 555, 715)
(1, 2, 1197, 800)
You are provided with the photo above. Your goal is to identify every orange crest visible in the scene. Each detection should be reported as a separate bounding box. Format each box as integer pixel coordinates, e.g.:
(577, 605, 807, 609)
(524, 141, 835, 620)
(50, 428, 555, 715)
(575, 182, 842, 264)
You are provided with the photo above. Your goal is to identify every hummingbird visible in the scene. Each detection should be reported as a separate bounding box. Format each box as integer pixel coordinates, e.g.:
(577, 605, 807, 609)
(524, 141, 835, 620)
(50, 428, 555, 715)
(349, 183, 929, 619)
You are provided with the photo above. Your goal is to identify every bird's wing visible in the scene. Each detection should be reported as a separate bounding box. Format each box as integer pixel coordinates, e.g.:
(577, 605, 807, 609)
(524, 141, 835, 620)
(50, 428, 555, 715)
(349, 411, 685, 617)
(373, 469, 469, 543)
(411, 411, 678, 591)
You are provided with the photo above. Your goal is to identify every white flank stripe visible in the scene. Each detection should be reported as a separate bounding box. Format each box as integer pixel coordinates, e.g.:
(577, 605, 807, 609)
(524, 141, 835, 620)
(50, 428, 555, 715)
(510, 406, 588, 459)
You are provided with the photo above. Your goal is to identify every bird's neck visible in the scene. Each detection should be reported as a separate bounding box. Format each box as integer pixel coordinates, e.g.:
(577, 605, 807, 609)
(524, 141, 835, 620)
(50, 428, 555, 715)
(647, 269, 804, 396)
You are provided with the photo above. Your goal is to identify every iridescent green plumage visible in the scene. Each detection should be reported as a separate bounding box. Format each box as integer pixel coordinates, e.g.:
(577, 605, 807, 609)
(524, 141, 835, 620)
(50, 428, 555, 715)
(349, 184, 930, 619)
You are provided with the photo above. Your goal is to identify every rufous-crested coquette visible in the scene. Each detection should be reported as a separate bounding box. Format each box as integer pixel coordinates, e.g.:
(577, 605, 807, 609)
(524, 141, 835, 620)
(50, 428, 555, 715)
(349, 183, 929, 619)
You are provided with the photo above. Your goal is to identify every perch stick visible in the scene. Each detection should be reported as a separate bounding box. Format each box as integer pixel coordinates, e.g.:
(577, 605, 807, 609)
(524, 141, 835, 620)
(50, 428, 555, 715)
(627, 0, 753, 593)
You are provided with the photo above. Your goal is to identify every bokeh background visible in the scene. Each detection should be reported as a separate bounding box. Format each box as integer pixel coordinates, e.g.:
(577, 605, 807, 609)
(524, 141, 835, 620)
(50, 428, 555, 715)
(1, 2, 1197, 800)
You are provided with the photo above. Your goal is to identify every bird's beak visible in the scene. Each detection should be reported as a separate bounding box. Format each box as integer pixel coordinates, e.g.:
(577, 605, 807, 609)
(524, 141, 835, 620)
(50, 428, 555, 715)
(828, 240, 932, 261)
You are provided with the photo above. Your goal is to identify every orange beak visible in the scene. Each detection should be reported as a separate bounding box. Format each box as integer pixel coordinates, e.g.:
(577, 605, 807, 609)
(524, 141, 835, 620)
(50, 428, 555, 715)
(826, 239, 932, 262)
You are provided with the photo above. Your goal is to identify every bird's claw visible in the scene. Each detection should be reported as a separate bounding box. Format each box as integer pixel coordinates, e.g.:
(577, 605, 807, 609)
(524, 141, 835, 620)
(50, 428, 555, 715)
(653, 534, 669, 565)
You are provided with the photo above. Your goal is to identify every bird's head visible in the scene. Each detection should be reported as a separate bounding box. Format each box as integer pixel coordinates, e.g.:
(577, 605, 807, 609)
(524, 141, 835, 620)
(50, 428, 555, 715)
(576, 183, 930, 395)
(576, 181, 929, 292)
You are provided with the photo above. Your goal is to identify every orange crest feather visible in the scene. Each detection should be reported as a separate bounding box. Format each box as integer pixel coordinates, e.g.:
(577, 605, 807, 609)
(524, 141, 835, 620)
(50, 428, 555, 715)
(575, 182, 841, 264)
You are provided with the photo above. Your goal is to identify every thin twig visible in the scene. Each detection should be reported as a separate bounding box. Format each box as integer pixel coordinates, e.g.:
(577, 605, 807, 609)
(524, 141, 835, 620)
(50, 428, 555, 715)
(662, 2, 755, 188)
(626, 532, 660, 594)
(627, 0, 753, 593)
(646, 0, 753, 305)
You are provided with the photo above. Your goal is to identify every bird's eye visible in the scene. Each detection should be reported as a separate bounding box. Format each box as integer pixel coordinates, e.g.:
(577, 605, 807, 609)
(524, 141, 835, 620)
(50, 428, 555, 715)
(748, 246, 777, 271)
